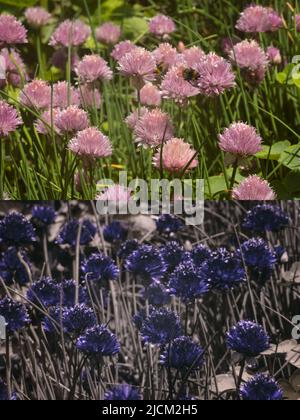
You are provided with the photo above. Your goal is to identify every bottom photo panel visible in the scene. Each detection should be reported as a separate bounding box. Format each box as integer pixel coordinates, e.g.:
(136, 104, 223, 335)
(0, 201, 299, 402)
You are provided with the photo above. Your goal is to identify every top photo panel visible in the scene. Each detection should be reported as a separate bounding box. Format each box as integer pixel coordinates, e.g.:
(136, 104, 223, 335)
(0, 0, 300, 201)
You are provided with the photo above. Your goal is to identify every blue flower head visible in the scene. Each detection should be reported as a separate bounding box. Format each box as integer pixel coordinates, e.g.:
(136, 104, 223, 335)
(31, 205, 56, 227)
(160, 336, 204, 371)
(0, 212, 36, 246)
(168, 261, 209, 302)
(141, 308, 182, 345)
(81, 253, 119, 286)
(118, 239, 139, 260)
(44, 304, 96, 336)
(240, 238, 276, 285)
(76, 324, 120, 356)
(143, 283, 171, 306)
(27, 277, 60, 308)
(200, 248, 246, 291)
(0, 297, 30, 333)
(0, 247, 31, 286)
(0, 380, 17, 400)
(156, 214, 184, 235)
(160, 241, 185, 270)
(56, 219, 96, 247)
(60, 279, 88, 307)
(240, 374, 283, 401)
(226, 321, 270, 357)
(103, 221, 127, 244)
(274, 246, 288, 264)
(191, 244, 212, 267)
(104, 384, 142, 401)
(242, 205, 289, 232)
(125, 245, 168, 283)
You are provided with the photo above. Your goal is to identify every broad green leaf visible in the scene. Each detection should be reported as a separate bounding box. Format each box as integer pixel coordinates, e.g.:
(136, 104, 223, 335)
(279, 145, 300, 170)
(283, 172, 300, 193)
(123, 17, 148, 39)
(205, 170, 244, 198)
(256, 141, 291, 161)
(276, 64, 296, 85)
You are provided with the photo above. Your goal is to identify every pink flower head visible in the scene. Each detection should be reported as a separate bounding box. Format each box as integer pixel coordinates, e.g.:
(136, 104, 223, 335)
(161, 65, 199, 105)
(51, 48, 80, 71)
(76, 54, 113, 83)
(125, 107, 148, 131)
(152, 43, 178, 70)
(49, 19, 91, 47)
(134, 109, 174, 147)
(153, 138, 198, 173)
(53, 81, 80, 108)
(35, 109, 61, 136)
(182, 46, 206, 69)
(194, 53, 236, 96)
(232, 176, 276, 200)
(0, 48, 28, 88)
(295, 15, 300, 32)
(56, 106, 89, 134)
(20, 80, 51, 110)
(118, 47, 157, 90)
(218, 122, 263, 157)
(266, 47, 282, 65)
(25, 7, 51, 28)
(69, 127, 112, 159)
(96, 185, 132, 203)
(236, 5, 282, 33)
(230, 40, 268, 85)
(0, 14, 28, 46)
(111, 41, 137, 61)
(0, 100, 22, 137)
(140, 83, 161, 107)
(96, 22, 121, 45)
(79, 85, 102, 109)
(149, 15, 176, 38)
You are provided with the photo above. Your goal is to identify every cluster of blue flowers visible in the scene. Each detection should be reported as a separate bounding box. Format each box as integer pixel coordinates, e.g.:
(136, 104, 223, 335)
(0, 205, 291, 401)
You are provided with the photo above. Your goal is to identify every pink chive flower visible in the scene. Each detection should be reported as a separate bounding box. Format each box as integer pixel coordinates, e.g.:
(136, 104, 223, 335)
(35, 109, 61, 136)
(230, 40, 268, 85)
(96, 22, 121, 45)
(20, 80, 51, 110)
(140, 83, 161, 107)
(152, 43, 179, 70)
(182, 46, 206, 69)
(134, 109, 174, 147)
(0, 48, 28, 88)
(153, 138, 198, 173)
(111, 41, 137, 61)
(56, 106, 89, 134)
(0, 100, 22, 137)
(49, 19, 91, 47)
(194, 53, 236, 96)
(0, 14, 28, 46)
(51, 48, 80, 71)
(266, 47, 282, 65)
(80, 85, 102, 109)
(149, 15, 176, 38)
(221, 37, 240, 55)
(125, 107, 148, 131)
(218, 122, 263, 157)
(96, 185, 132, 203)
(53, 81, 80, 108)
(76, 55, 113, 83)
(236, 5, 282, 33)
(118, 47, 157, 90)
(295, 15, 300, 32)
(25, 7, 51, 28)
(69, 127, 112, 160)
(161, 65, 199, 105)
(232, 176, 276, 200)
